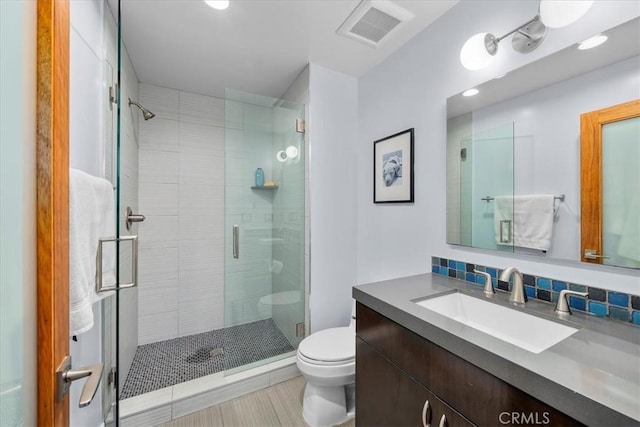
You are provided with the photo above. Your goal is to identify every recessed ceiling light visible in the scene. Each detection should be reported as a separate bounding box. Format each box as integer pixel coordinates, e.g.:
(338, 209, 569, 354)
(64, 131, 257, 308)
(494, 73, 507, 79)
(578, 34, 608, 50)
(463, 88, 479, 97)
(205, 0, 229, 10)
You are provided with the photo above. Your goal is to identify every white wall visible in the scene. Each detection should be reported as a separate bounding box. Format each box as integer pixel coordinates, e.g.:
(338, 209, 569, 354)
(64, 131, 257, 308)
(357, 1, 640, 294)
(0, 1, 36, 425)
(308, 64, 359, 332)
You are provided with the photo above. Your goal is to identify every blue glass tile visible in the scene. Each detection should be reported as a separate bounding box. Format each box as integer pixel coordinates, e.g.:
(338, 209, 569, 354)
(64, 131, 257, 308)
(440, 258, 448, 267)
(439, 267, 448, 276)
(459, 261, 468, 271)
(432, 265, 440, 274)
(465, 273, 475, 283)
(588, 301, 607, 316)
(569, 283, 587, 293)
(456, 270, 465, 279)
(536, 277, 551, 290)
(632, 311, 640, 325)
(448, 259, 456, 268)
(476, 274, 487, 286)
(569, 296, 586, 312)
(475, 265, 486, 272)
(608, 292, 629, 308)
(609, 306, 629, 322)
(551, 292, 560, 303)
(465, 263, 475, 273)
(525, 286, 536, 298)
(632, 296, 640, 310)
(552, 280, 567, 292)
(432, 256, 439, 266)
(486, 267, 497, 278)
(448, 269, 457, 278)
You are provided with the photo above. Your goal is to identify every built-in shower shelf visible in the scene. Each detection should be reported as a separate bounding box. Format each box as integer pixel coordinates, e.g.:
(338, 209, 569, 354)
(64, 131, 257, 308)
(251, 186, 279, 190)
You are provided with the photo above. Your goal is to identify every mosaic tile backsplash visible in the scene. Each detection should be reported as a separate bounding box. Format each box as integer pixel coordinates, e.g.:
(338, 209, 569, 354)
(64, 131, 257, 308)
(432, 256, 640, 326)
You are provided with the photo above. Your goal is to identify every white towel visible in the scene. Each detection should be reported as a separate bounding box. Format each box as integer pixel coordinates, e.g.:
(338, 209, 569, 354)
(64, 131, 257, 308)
(69, 168, 116, 335)
(494, 195, 555, 251)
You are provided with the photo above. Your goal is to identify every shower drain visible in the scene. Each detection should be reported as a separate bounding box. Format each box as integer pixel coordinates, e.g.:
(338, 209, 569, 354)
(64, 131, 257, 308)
(185, 346, 225, 363)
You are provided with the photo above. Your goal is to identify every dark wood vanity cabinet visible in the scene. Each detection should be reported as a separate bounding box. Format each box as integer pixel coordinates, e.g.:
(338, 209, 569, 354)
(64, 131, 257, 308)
(355, 303, 582, 427)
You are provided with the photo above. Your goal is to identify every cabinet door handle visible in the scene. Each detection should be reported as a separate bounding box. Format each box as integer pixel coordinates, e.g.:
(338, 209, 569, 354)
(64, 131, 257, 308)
(439, 414, 447, 427)
(421, 399, 431, 427)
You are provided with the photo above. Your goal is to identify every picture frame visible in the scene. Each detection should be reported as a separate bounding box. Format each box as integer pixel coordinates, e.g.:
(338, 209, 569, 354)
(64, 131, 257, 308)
(373, 128, 414, 203)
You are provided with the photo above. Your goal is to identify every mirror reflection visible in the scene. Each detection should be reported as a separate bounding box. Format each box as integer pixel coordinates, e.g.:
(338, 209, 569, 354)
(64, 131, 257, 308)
(446, 17, 640, 269)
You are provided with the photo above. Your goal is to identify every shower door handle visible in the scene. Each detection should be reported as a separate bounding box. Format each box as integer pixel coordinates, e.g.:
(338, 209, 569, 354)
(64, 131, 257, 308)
(233, 225, 239, 259)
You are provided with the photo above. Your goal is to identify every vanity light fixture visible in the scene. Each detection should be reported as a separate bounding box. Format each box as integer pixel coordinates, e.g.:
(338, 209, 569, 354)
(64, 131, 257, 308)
(205, 0, 229, 10)
(460, 0, 594, 70)
(462, 88, 479, 97)
(578, 34, 608, 50)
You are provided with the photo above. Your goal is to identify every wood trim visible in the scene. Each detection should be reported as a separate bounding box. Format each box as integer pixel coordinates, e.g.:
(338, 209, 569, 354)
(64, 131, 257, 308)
(37, 0, 70, 425)
(580, 99, 640, 263)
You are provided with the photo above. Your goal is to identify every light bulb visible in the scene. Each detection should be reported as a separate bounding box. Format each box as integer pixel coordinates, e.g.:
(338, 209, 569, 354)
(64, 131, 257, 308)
(578, 34, 607, 50)
(285, 146, 298, 159)
(539, 0, 593, 28)
(205, 0, 229, 10)
(460, 33, 495, 71)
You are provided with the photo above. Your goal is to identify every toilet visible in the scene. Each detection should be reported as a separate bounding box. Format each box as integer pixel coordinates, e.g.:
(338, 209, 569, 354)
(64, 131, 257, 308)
(296, 303, 356, 427)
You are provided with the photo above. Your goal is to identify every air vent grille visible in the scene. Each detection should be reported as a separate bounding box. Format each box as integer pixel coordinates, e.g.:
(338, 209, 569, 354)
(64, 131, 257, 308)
(350, 7, 402, 43)
(337, 0, 414, 48)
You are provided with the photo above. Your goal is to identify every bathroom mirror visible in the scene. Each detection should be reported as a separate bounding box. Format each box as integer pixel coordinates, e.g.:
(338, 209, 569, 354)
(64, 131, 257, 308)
(446, 17, 640, 269)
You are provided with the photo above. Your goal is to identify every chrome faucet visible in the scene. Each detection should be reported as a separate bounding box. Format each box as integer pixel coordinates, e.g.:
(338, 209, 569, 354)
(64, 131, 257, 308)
(555, 289, 589, 315)
(499, 267, 527, 304)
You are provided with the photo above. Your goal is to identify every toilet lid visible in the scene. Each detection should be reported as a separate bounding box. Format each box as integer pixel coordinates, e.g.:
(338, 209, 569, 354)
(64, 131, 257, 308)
(298, 327, 355, 363)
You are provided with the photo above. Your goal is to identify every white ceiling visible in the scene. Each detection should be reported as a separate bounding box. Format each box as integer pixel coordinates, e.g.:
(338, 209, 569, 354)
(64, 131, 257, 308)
(117, 0, 458, 99)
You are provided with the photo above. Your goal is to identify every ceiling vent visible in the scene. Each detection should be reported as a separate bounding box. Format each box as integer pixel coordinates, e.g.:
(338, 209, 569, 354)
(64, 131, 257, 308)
(337, 0, 414, 48)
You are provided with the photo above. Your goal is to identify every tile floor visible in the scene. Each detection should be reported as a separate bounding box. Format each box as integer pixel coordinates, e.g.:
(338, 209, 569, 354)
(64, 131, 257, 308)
(122, 319, 295, 398)
(160, 376, 356, 427)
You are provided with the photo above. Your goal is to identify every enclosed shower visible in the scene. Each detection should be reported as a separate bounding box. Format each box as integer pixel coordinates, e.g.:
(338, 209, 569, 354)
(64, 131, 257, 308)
(114, 84, 307, 400)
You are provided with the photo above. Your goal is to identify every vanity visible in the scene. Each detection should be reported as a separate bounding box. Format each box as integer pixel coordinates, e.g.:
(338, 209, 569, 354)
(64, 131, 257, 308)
(353, 274, 640, 426)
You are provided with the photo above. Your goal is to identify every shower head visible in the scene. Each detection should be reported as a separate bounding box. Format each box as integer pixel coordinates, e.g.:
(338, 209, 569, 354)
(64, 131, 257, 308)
(128, 98, 156, 120)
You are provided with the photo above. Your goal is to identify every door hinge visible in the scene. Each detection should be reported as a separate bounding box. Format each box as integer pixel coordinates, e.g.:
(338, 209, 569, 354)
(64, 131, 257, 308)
(295, 119, 305, 134)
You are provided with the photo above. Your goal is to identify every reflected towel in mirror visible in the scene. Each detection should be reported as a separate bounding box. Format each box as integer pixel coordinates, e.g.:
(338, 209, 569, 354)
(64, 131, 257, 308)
(494, 195, 555, 251)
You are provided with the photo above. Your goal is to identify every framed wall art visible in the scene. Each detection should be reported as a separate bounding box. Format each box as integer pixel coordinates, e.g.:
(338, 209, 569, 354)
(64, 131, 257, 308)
(373, 128, 414, 203)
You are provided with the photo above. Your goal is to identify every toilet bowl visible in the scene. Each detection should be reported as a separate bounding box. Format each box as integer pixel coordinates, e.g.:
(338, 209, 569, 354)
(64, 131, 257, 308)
(296, 305, 355, 427)
(257, 290, 302, 319)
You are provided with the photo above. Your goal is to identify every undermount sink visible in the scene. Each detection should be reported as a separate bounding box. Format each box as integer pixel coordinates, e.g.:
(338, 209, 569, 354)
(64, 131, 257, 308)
(416, 292, 578, 354)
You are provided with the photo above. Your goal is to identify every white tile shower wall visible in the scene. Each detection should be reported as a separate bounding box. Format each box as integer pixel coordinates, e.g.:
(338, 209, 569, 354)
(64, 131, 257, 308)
(137, 84, 226, 343)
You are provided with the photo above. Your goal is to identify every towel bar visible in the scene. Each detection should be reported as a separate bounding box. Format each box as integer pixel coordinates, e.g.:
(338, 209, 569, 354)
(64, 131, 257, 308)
(481, 194, 565, 202)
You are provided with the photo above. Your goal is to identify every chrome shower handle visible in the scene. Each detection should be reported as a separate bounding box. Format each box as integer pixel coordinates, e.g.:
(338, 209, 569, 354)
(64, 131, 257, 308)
(233, 225, 239, 259)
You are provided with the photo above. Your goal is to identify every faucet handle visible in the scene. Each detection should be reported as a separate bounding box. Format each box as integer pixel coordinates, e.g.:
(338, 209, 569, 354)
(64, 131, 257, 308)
(555, 289, 589, 315)
(474, 270, 495, 296)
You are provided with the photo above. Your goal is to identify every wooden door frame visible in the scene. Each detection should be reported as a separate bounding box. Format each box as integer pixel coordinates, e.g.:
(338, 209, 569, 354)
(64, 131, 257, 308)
(37, 0, 70, 425)
(580, 99, 640, 264)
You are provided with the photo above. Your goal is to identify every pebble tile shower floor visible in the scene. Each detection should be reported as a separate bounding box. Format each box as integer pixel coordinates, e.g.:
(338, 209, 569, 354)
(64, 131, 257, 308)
(121, 319, 295, 399)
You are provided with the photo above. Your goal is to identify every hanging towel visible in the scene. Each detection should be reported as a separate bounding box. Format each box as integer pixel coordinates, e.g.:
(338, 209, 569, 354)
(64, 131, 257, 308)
(494, 195, 555, 251)
(69, 168, 116, 335)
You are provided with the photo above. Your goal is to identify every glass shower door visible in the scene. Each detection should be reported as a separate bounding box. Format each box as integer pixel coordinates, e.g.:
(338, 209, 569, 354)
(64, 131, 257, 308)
(224, 90, 306, 374)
